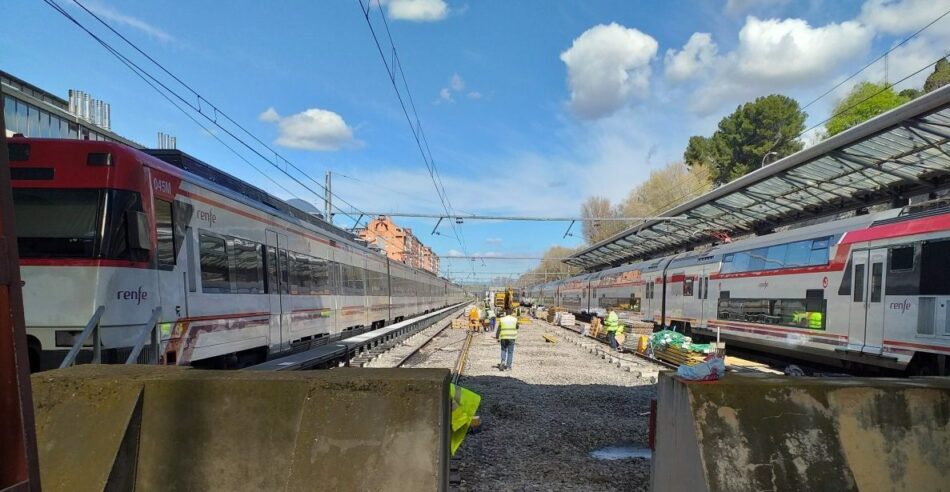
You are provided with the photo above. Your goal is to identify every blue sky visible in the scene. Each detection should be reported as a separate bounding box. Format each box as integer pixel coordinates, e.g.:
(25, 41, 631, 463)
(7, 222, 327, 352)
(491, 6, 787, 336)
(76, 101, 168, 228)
(4, 0, 949, 282)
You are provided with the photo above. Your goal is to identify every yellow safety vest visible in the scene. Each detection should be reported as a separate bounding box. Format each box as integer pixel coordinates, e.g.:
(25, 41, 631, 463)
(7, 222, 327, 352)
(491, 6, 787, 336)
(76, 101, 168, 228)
(498, 316, 518, 340)
(449, 384, 481, 455)
(807, 312, 823, 330)
(605, 312, 621, 333)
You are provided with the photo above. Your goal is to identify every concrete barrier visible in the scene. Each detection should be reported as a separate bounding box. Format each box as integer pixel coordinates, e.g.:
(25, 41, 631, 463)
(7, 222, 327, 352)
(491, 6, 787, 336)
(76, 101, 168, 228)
(651, 372, 950, 492)
(32, 365, 451, 491)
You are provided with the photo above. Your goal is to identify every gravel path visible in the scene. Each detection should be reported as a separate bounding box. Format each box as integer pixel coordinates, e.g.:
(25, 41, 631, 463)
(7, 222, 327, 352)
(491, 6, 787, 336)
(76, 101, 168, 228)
(410, 316, 660, 491)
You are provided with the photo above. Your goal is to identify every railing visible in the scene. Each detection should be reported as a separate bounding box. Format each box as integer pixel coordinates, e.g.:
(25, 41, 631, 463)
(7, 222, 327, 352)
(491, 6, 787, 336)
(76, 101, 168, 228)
(59, 306, 163, 368)
(125, 307, 162, 364)
(59, 305, 106, 369)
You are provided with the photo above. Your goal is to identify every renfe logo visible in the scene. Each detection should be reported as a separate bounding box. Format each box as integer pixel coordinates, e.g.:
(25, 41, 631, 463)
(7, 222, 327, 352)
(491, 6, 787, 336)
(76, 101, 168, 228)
(889, 299, 912, 314)
(197, 209, 216, 227)
(117, 286, 149, 305)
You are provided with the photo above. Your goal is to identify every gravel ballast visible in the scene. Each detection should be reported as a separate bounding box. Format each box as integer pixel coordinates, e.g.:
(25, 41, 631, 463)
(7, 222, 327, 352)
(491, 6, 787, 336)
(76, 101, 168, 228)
(407, 316, 661, 491)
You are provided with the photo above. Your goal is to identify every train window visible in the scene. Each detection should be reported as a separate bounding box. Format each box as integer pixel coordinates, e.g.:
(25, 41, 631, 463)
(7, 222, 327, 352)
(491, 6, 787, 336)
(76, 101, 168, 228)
(870, 263, 883, 303)
(889, 246, 915, 272)
(920, 240, 950, 295)
(717, 296, 826, 330)
(311, 258, 331, 295)
(704, 277, 709, 299)
(697, 277, 703, 299)
(290, 254, 312, 295)
(853, 264, 865, 302)
(232, 238, 264, 294)
(732, 252, 752, 272)
(278, 249, 290, 295)
(155, 199, 175, 270)
(341, 264, 364, 296)
(684, 278, 694, 296)
(765, 244, 787, 269)
(721, 254, 734, 274)
(748, 248, 768, 271)
(784, 241, 811, 267)
(199, 233, 230, 293)
(264, 246, 278, 294)
(806, 238, 830, 266)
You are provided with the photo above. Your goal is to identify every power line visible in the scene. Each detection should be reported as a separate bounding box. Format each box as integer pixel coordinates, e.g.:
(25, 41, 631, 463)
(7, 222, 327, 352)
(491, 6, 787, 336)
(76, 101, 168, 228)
(358, 0, 469, 255)
(801, 7, 950, 111)
(50, 0, 368, 228)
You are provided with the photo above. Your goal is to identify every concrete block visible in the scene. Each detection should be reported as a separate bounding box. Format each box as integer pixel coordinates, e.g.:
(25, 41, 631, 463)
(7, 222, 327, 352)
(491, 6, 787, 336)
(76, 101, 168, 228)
(32, 365, 451, 492)
(651, 372, 950, 492)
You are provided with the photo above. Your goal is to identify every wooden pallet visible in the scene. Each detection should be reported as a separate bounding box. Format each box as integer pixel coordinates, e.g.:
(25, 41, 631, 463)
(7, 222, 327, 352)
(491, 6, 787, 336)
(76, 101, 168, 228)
(653, 345, 708, 366)
(541, 333, 559, 344)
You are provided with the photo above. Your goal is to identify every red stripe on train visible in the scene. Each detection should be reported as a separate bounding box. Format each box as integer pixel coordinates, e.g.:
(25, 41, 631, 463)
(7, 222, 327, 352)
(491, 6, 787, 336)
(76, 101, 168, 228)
(840, 212, 950, 245)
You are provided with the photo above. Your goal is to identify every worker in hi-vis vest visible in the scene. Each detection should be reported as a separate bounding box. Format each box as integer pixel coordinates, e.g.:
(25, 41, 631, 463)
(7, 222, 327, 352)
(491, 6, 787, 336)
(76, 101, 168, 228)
(605, 309, 621, 351)
(449, 383, 481, 455)
(496, 311, 518, 371)
(469, 305, 481, 332)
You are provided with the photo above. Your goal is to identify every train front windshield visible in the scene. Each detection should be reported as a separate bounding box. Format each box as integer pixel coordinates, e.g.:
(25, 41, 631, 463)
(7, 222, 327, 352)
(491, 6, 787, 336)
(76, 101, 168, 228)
(13, 188, 147, 261)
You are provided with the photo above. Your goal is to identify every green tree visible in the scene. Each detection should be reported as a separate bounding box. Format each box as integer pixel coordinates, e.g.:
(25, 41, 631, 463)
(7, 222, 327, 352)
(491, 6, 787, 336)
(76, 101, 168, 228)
(924, 58, 950, 93)
(684, 94, 806, 185)
(825, 82, 911, 137)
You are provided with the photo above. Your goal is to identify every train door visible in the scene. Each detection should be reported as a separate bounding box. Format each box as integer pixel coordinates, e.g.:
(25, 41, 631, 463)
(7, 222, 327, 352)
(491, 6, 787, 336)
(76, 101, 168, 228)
(154, 198, 188, 323)
(264, 230, 289, 351)
(848, 248, 887, 354)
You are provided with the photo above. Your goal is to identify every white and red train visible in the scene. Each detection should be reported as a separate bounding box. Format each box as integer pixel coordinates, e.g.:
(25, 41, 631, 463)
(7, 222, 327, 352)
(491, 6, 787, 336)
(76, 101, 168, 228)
(9, 137, 466, 371)
(527, 204, 950, 374)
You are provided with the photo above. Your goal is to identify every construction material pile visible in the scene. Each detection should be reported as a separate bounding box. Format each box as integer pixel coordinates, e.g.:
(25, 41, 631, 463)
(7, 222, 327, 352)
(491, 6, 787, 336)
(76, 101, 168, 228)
(650, 330, 716, 366)
(554, 312, 575, 328)
(622, 321, 655, 353)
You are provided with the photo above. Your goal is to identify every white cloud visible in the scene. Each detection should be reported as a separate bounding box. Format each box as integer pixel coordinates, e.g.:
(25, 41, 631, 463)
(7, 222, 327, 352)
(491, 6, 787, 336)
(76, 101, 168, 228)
(688, 16, 873, 114)
(560, 23, 658, 120)
(258, 107, 280, 123)
(860, 0, 950, 35)
(664, 33, 718, 82)
(485, 237, 503, 244)
(384, 0, 448, 22)
(438, 87, 453, 103)
(260, 107, 357, 151)
(734, 17, 872, 83)
(437, 73, 481, 104)
(450, 73, 465, 91)
(81, 0, 174, 42)
(724, 0, 790, 16)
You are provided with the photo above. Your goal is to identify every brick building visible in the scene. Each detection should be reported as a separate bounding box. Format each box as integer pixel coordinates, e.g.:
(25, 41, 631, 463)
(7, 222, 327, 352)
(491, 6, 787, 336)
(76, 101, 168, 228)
(356, 216, 440, 274)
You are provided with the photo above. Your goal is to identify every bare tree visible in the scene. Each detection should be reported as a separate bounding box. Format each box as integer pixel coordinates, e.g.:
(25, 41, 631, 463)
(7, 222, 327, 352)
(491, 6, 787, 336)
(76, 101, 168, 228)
(580, 196, 626, 244)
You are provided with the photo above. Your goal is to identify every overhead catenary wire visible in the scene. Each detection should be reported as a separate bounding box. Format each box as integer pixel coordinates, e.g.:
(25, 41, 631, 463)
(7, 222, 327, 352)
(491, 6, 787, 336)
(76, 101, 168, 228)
(358, 0, 469, 255)
(800, 7, 950, 112)
(48, 0, 368, 228)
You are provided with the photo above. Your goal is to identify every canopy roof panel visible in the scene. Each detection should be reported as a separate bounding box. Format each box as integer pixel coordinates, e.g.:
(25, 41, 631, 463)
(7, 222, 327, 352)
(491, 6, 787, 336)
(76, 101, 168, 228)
(566, 85, 950, 271)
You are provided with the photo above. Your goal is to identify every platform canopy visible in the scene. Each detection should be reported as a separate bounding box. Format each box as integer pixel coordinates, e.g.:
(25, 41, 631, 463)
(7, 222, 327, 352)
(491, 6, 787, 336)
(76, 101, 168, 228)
(566, 84, 950, 271)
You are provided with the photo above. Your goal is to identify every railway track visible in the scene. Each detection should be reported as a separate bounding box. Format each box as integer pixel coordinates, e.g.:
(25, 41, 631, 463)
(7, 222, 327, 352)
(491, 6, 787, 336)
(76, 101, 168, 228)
(357, 305, 470, 369)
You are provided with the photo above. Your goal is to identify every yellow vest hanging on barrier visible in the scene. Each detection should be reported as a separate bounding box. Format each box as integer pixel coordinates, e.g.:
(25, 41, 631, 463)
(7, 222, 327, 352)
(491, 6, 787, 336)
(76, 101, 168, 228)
(449, 383, 481, 455)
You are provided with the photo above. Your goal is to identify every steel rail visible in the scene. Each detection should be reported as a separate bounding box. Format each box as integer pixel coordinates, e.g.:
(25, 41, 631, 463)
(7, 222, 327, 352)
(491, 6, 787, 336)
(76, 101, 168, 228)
(392, 309, 468, 368)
